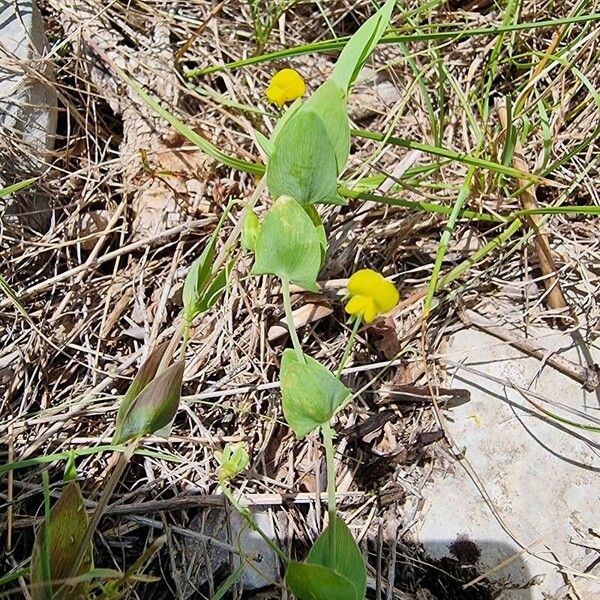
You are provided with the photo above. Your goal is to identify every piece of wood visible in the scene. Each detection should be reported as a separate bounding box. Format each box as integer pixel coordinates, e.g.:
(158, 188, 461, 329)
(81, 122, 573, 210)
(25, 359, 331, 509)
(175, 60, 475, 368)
(497, 102, 569, 314)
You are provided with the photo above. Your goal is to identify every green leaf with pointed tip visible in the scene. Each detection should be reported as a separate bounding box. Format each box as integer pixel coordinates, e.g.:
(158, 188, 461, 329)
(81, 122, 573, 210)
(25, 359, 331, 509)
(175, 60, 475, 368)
(270, 97, 303, 147)
(30, 481, 93, 600)
(63, 451, 77, 483)
(254, 129, 272, 156)
(241, 208, 260, 252)
(303, 80, 350, 172)
(113, 360, 184, 445)
(219, 443, 250, 482)
(115, 341, 170, 436)
(280, 349, 351, 438)
(307, 515, 366, 599)
(332, 0, 395, 91)
(193, 262, 231, 316)
(286, 561, 357, 600)
(252, 196, 322, 291)
(183, 240, 216, 322)
(267, 110, 341, 206)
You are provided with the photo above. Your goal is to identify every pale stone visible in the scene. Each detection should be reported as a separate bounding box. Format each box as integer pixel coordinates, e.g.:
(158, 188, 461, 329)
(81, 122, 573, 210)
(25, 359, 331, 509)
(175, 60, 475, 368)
(418, 327, 600, 599)
(0, 0, 57, 153)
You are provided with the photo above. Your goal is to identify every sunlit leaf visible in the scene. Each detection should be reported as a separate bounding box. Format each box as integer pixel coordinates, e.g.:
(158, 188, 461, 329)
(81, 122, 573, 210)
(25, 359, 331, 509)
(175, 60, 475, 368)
(303, 80, 350, 172)
(267, 110, 341, 206)
(332, 0, 396, 91)
(30, 481, 92, 600)
(280, 349, 351, 438)
(241, 208, 260, 252)
(183, 241, 216, 323)
(307, 515, 366, 599)
(286, 561, 357, 600)
(252, 196, 323, 291)
(219, 443, 250, 482)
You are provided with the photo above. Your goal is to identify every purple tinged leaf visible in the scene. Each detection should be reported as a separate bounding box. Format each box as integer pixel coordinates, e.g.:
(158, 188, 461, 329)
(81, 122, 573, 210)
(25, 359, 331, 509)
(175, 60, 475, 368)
(30, 481, 92, 600)
(113, 360, 184, 445)
(115, 340, 171, 430)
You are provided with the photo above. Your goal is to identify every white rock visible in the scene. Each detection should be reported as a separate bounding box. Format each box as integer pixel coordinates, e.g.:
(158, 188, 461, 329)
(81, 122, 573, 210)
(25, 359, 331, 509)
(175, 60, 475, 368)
(418, 327, 600, 599)
(0, 0, 57, 154)
(1, 0, 57, 230)
(231, 508, 280, 590)
(177, 506, 280, 597)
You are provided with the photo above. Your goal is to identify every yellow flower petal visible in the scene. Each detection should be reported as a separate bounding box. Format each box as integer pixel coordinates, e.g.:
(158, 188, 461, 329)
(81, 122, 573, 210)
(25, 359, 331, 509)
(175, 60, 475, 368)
(361, 297, 379, 323)
(345, 268, 399, 323)
(265, 68, 306, 108)
(345, 295, 367, 319)
(345, 295, 379, 323)
(347, 269, 381, 297)
(371, 276, 399, 313)
(265, 84, 286, 108)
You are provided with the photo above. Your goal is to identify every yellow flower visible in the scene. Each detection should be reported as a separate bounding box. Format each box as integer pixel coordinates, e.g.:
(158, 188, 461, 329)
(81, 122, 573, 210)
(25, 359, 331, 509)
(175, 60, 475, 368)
(265, 68, 306, 108)
(345, 269, 399, 323)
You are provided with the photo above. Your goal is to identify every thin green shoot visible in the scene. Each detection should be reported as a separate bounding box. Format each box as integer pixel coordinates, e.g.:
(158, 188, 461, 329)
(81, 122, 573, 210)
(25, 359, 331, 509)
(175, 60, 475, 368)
(185, 13, 600, 77)
(425, 166, 477, 316)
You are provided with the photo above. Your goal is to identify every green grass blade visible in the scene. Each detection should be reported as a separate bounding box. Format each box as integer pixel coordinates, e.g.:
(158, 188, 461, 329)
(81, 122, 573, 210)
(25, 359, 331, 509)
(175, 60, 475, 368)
(0, 275, 34, 325)
(115, 67, 264, 175)
(0, 446, 182, 476)
(424, 166, 476, 315)
(352, 128, 539, 181)
(339, 187, 501, 222)
(185, 14, 600, 78)
(0, 177, 37, 198)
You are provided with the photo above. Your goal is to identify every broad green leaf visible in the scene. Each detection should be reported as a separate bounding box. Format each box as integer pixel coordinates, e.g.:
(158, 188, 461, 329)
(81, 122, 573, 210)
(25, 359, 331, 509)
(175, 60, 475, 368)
(332, 0, 396, 91)
(280, 349, 351, 437)
(30, 481, 93, 600)
(252, 196, 323, 291)
(113, 360, 184, 445)
(286, 561, 357, 600)
(241, 208, 260, 252)
(303, 80, 350, 172)
(307, 515, 366, 600)
(267, 110, 341, 206)
(183, 240, 216, 323)
(115, 340, 170, 434)
(270, 97, 303, 147)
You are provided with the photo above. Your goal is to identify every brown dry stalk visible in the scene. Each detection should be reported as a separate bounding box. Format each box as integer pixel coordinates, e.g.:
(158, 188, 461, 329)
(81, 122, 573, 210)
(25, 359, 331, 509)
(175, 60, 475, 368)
(461, 308, 599, 391)
(497, 102, 569, 313)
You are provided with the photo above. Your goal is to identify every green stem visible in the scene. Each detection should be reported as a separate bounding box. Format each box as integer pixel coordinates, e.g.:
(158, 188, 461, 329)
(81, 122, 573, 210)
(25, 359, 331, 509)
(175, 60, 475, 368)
(221, 483, 289, 564)
(41, 470, 52, 596)
(180, 322, 190, 360)
(321, 422, 337, 567)
(281, 278, 304, 362)
(335, 318, 361, 379)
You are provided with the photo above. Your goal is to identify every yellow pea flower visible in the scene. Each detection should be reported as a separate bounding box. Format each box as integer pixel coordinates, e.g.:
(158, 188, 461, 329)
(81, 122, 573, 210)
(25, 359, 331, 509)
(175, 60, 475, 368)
(265, 68, 306, 108)
(345, 269, 399, 324)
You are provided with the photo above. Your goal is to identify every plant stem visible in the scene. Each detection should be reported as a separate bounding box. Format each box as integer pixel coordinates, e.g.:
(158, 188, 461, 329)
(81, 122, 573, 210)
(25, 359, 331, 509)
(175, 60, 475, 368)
(281, 278, 304, 362)
(321, 422, 337, 567)
(335, 317, 361, 379)
(65, 441, 138, 585)
(180, 322, 190, 360)
(221, 484, 289, 564)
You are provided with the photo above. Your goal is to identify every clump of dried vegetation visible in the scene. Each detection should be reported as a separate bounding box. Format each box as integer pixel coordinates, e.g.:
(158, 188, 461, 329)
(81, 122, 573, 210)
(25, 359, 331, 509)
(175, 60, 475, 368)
(1, 0, 600, 598)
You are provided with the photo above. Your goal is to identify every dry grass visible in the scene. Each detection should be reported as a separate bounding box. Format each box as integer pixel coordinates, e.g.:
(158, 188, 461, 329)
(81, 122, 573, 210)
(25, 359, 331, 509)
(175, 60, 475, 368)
(1, 0, 600, 598)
